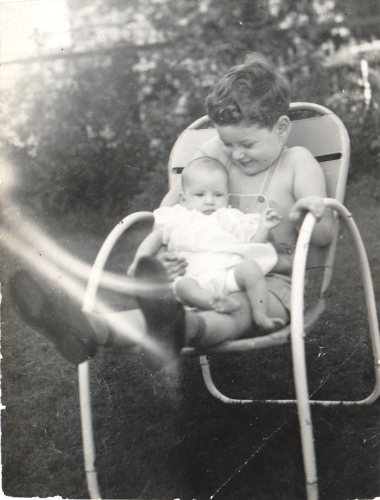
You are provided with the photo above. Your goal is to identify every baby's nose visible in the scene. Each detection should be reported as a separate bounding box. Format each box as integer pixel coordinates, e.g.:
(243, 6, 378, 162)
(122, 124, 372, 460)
(205, 193, 214, 204)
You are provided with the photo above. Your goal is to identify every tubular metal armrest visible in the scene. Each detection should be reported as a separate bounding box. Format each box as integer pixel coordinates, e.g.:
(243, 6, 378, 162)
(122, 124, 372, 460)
(82, 212, 154, 313)
(80, 211, 153, 500)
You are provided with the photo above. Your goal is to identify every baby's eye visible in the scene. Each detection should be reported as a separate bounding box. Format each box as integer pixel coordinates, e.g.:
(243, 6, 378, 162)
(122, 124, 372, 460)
(215, 193, 224, 197)
(195, 193, 204, 197)
(222, 142, 232, 147)
(243, 143, 255, 149)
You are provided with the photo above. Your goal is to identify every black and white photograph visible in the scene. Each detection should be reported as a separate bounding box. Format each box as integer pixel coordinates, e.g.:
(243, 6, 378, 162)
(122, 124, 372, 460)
(1, 1, 380, 499)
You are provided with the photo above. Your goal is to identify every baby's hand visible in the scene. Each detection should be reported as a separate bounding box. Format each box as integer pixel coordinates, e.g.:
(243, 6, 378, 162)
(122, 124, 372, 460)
(261, 208, 283, 230)
(156, 251, 187, 281)
(288, 196, 325, 223)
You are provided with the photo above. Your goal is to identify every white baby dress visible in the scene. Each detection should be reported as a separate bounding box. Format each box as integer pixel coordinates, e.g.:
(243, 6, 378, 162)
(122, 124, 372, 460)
(153, 205, 277, 278)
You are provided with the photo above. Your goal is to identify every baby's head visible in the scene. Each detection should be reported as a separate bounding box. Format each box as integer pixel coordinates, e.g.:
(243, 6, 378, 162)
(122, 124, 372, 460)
(180, 157, 229, 215)
(206, 52, 290, 130)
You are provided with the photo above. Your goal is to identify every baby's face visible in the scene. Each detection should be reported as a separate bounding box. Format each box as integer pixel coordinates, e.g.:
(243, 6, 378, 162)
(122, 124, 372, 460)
(181, 170, 229, 215)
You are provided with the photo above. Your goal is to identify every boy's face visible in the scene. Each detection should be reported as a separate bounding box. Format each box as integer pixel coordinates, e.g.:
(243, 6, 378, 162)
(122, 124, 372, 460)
(180, 170, 229, 215)
(215, 118, 289, 176)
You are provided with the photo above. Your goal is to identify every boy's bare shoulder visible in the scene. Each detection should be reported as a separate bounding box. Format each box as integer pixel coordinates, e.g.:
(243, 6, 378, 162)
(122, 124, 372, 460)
(285, 146, 320, 169)
(286, 145, 315, 160)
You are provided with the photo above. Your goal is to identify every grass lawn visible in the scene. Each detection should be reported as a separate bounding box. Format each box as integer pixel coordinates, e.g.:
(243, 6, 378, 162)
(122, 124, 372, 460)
(2, 176, 380, 499)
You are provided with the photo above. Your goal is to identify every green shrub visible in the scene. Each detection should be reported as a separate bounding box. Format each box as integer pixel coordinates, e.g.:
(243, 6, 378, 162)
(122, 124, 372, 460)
(2, 52, 155, 231)
(3, 0, 379, 235)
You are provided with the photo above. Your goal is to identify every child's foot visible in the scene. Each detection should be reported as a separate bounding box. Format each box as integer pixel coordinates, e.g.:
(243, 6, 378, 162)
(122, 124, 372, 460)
(134, 256, 185, 372)
(9, 270, 97, 364)
(211, 295, 241, 314)
(255, 315, 286, 333)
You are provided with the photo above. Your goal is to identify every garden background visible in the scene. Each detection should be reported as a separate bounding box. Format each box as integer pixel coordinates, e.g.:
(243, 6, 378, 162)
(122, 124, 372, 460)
(1, 0, 380, 499)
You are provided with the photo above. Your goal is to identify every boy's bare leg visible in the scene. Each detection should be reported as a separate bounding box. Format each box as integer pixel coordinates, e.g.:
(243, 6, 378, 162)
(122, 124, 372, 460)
(99, 309, 145, 347)
(8, 261, 288, 364)
(175, 277, 240, 313)
(101, 286, 288, 350)
(133, 256, 185, 371)
(8, 269, 150, 363)
(8, 270, 98, 364)
(233, 261, 285, 332)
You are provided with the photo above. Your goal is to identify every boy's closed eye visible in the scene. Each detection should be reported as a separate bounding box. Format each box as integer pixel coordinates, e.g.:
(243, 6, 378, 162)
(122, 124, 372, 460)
(222, 141, 255, 149)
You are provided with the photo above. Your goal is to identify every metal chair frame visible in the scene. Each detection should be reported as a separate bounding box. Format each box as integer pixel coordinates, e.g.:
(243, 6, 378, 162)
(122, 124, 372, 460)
(78, 103, 380, 500)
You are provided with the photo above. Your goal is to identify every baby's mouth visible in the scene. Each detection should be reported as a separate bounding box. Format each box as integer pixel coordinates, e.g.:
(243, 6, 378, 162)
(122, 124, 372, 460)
(203, 209, 215, 215)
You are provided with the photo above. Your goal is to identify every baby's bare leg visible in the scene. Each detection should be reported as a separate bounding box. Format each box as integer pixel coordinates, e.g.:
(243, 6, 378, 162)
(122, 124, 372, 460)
(175, 277, 214, 309)
(175, 277, 240, 313)
(234, 261, 285, 332)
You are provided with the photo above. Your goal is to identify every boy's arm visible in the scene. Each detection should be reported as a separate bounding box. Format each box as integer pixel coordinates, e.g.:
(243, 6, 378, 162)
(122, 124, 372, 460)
(289, 147, 335, 247)
(128, 229, 164, 275)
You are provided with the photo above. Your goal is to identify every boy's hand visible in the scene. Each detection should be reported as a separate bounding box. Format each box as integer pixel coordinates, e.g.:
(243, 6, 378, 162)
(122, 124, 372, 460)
(288, 196, 325, 223)
(156, 252, 187, 281)
(261, 208, 282, 229)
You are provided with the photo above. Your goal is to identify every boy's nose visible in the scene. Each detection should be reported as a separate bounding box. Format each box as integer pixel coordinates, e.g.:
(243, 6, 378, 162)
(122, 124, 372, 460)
(232, 149, 245, 160)
(205, 193, 214, 204)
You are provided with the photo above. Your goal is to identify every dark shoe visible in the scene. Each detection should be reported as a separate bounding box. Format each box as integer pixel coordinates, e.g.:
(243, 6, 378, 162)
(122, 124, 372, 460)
(9, 270, 97, 364)
(134, 256, 185, 371)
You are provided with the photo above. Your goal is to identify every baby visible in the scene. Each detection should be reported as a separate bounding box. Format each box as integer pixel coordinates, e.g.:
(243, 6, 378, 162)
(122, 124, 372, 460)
(129, 157, 284, 332)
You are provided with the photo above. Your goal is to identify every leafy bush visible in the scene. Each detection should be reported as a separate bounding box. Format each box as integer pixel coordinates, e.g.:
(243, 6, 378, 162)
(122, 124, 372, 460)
(2, 0, 380, 234)
(322, 64, 380, 178)
(3, 52, 155, 231)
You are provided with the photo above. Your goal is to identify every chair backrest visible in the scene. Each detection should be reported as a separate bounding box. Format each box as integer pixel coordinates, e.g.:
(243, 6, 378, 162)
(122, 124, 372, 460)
(168, 102, 350, 203)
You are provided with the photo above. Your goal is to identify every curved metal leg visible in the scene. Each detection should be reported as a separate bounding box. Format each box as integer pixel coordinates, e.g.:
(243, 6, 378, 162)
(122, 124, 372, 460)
(327, 200, 380, 403)
(200, 356, 256, 404)
(291, 212, 319, 500)
(290, 200, 380, 500)
(78, 360, 101, 499)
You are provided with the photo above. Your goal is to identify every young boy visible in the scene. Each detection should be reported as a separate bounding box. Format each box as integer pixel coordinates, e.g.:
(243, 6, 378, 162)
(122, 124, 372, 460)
(151, 52, 334, 351)
(128, 157, 284, 332)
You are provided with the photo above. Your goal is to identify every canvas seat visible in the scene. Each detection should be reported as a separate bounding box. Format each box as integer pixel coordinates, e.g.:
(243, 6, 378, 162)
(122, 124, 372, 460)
(78, 103, 380, 500)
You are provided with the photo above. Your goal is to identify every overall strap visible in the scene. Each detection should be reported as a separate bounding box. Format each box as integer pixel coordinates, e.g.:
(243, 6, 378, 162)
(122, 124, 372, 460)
(259, 148, 287, 245)
(259, 148, 286, 197)
(227, 148, 287, 216)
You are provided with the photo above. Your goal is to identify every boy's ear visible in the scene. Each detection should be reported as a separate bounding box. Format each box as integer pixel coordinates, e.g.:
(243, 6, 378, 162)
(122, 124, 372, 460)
(179, 191, 186, 205)
(276, 115, 291, 142)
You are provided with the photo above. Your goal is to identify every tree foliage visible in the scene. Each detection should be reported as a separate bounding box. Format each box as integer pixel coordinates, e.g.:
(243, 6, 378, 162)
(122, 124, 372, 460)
(2, 0, 380, 232)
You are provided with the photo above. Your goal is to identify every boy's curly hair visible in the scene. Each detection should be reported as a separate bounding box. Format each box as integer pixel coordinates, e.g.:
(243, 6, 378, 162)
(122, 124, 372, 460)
(206, 53, 290, 129)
